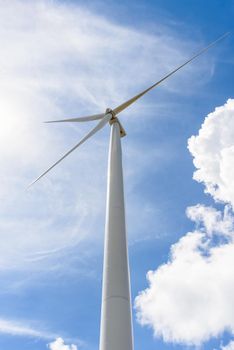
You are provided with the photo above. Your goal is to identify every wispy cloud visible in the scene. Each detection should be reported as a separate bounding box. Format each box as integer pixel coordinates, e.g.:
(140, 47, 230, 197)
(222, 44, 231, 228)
(221, 340, 234, 350)
(0, 317, 82, 349)
(0, 317, 56, 339)
(0, 0, 217, 274)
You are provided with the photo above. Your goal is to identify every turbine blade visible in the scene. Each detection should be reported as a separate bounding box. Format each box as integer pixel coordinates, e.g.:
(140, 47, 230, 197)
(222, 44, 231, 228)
(45, 113, 105, 123)
(113, 32, 230, 115)
(28, 114, 112, 187)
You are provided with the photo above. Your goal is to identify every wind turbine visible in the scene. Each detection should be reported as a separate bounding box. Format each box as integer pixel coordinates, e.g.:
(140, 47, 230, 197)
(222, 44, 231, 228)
(30, 32, 229, 350)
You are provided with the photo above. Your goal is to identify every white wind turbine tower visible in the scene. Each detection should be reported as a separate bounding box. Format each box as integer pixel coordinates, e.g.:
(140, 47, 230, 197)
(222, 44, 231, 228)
(30, 33, 229, 350)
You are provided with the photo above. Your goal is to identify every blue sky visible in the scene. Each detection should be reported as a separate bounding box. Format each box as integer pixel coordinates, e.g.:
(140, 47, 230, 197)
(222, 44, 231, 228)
(0, 1, 233, 350)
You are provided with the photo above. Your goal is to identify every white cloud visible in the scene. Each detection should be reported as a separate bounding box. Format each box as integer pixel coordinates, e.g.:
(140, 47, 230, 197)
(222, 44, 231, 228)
(0, 317, 56, 339)
(0, 317, 82, 348)
(188, 99, 234, 207)
(222, 340, 234, 350)
(135, 98, 234, 345)
(135, 204, 234, 345)
(0, 0, 213, 272)
(48, 338, 77, 350)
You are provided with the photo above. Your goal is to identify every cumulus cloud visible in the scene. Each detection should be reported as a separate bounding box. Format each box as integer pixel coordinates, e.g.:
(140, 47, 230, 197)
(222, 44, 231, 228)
(135, 99, 234, 346)
(48, 338, 77, 350)
(135, 204, 234, 345)
(188, 99, 234, 207)
(0, 0, 212, 272)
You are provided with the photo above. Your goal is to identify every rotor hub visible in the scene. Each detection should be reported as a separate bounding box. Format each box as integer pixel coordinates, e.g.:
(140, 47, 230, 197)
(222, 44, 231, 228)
(106, 108, 126, 138)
